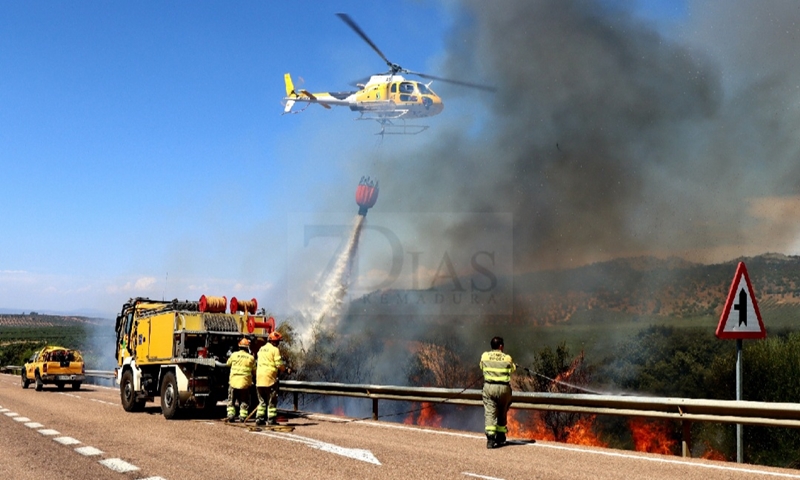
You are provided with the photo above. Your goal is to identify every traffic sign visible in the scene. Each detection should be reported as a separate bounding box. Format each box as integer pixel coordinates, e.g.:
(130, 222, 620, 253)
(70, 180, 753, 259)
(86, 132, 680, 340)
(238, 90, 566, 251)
(716, 262, 766, 339)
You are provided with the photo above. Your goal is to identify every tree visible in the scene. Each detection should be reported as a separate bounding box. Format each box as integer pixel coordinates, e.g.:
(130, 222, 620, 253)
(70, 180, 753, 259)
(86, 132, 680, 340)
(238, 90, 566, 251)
(516, 342, 594, 442)
(405, 337, 479, 388)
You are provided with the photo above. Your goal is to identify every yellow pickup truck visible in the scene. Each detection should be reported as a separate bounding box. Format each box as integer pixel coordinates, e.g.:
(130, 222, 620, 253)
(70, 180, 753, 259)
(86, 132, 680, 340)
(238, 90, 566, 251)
(22, 346, 85, 391)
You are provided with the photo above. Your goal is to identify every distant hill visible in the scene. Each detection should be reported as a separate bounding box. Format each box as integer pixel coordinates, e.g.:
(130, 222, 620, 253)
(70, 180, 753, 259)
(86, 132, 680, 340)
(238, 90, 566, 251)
(346, 253, 800, 326)
(0, 312, 112, 328)
(514, 253, 800, 325)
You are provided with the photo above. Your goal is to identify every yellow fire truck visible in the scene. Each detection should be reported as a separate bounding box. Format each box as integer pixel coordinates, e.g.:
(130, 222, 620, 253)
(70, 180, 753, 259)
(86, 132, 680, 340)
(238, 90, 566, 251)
(114, 295, 274, 419)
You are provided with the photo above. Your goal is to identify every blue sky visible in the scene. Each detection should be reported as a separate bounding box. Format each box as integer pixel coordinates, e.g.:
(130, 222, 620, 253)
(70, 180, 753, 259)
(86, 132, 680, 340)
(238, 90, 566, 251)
(0, 1, 458, 316)
(5, 1, 800, 318)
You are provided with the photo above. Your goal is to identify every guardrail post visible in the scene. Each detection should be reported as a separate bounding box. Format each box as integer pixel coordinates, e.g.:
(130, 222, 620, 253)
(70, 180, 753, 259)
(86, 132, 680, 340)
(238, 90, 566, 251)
(293, 392, 298, 412)
(681, 420, 692, 457)
(372, 398, 378, 420)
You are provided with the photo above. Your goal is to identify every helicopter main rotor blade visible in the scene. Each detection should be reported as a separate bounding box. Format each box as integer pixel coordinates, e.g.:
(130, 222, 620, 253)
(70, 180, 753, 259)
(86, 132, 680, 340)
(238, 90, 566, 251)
(336, 12, 494, 92)
(411, 71, 496, 92)
(336, 13, 398, 72)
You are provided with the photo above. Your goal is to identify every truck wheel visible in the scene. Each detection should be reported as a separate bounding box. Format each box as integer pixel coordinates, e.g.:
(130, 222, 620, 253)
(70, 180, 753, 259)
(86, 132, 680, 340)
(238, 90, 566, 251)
(71, 382, 81, 391)
(56, 382, 65, 390)
(35, 371, 43, 391)
(120, 370, 145, 412)
(21, 372, 30, 389)
(160, 371, 180, 419)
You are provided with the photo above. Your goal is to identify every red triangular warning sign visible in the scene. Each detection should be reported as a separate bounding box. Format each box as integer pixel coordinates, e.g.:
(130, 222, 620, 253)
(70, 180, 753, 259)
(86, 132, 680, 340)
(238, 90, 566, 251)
(716, 262, 766, 339)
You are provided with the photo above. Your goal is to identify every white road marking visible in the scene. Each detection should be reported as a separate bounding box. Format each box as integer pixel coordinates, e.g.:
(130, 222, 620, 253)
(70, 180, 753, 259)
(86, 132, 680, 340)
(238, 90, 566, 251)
(354, 418, 481, 440)
(90, 398, 118, 406)
(54, 436, 81, 445)
(252, 431, 381, 465)
(534, 442, 800, 478)
(463, 473, 505, 480)
(351, 418, 800, 478)
(0, 387, 169, 480)
(75, 446, 104, 456)
(99, 458, 140, 473)
(57, 392, 81, 399)
(305, 413, 352, 423)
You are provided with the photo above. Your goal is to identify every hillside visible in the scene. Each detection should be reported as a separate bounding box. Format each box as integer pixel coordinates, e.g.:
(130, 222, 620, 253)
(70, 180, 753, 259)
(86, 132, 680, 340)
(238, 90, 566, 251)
(0, 312, 112, 327)
(345, 253, 800, 327)
(515, 253, 800, 325)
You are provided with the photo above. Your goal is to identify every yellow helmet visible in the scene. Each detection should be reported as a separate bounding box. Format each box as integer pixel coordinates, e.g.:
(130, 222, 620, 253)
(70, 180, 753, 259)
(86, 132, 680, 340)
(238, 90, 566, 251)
(238, 338, 250, 348)
(268, 331, 282, 342)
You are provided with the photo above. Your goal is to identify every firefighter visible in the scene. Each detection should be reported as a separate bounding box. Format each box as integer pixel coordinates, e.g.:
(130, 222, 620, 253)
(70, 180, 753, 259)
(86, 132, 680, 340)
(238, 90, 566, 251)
(480, 336, 515, 449)
(226, 337, 255, 423)
(255, 331, 289, 426)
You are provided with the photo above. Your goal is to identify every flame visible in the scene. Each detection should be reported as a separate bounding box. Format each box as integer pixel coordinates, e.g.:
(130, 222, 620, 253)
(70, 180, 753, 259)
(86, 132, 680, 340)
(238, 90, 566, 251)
(506, 410, 555, 441)
(564, 415, 607, 447)
(629, 418, 677, 455)
(700, 443, 727, 461)
(403, 402, 443, 427)
(549, 351, 586, 394)
(507, 410, 605, 446)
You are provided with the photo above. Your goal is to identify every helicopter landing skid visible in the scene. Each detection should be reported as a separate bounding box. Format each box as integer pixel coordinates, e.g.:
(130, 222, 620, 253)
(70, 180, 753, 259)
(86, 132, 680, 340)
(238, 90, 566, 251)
(360, 117, 428, 135)
(376, 122, 429, 135)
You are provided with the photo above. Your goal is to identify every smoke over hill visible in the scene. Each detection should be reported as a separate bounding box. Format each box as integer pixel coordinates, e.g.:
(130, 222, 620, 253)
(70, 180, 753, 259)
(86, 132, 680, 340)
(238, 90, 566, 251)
(292, 1, 800, 390)
(364, 0, 800, 274)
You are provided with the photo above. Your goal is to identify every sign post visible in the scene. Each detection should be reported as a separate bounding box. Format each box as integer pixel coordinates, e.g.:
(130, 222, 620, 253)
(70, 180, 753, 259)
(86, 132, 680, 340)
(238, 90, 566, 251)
(715, 262, 766, 463)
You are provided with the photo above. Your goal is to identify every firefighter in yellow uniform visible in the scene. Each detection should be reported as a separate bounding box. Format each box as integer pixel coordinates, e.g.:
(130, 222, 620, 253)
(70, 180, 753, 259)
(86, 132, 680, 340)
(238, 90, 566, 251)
(255, 331, 288, 426)
(480, 336, 515, 449)
(226, 338, 256, 422)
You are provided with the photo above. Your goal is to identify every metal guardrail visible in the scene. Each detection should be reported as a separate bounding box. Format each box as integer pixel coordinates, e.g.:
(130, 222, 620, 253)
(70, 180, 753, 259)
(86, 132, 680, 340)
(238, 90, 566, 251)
(1, 366, 114, 382)
(7, 369, 800, 429)
(278, 380, 800, 458)
(278, 380, 800, 428)
(7, 369, 800, 457)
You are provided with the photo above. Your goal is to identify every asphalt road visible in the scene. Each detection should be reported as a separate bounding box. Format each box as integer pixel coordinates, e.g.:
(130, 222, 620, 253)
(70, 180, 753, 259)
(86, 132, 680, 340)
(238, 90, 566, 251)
(2, 373, 800, 480)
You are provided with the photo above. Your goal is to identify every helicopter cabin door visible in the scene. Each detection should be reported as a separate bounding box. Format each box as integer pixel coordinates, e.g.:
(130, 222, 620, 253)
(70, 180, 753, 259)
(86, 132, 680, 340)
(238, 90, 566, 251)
(391, 81, 418, 104)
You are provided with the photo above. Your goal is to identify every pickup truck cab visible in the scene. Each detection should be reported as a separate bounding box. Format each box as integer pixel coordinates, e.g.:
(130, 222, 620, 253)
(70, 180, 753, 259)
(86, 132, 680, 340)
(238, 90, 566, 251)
(22, 346, 85, 391)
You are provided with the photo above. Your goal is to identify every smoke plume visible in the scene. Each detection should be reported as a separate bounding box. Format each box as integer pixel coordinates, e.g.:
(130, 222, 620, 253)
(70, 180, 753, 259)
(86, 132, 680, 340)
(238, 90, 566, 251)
(365, 0, 800, 272)
(293, 0, 800, 390)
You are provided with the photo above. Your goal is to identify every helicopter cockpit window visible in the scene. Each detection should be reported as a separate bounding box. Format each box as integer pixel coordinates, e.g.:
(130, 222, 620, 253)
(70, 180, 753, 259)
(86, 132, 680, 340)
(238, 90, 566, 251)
(399, 82, 416, 94)
(417, 83, 432, 95)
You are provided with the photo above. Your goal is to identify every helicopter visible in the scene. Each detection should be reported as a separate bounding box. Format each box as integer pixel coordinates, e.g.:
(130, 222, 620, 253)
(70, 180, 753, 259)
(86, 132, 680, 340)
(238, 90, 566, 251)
(282, 13, 494, 135)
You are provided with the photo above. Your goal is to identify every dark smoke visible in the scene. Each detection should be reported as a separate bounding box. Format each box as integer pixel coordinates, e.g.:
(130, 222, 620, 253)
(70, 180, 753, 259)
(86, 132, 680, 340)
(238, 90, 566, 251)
(365, 0, 800, 271)
(296, 0, 800, 392)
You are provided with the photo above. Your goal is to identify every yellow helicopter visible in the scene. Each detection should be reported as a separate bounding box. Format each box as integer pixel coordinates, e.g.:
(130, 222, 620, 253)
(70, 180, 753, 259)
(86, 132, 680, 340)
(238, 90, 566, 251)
(282, 13, 494, 135)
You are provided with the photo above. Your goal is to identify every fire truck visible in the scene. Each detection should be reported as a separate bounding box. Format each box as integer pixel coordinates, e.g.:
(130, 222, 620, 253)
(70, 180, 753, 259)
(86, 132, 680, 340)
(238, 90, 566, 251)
(114, 295, 275, 419)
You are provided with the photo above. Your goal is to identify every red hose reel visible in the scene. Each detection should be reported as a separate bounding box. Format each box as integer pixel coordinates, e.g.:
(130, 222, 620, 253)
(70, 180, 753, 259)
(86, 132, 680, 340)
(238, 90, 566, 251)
(246, 315, 275, 334)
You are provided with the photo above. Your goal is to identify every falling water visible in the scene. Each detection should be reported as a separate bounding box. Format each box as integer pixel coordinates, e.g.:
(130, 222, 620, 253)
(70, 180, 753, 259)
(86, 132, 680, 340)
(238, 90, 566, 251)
(300, 214, 365, 345)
